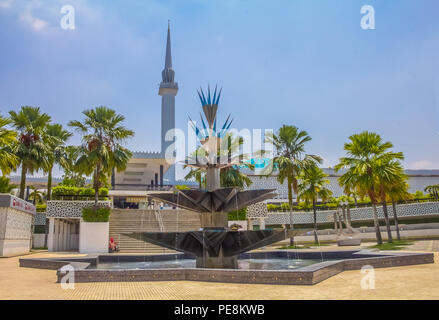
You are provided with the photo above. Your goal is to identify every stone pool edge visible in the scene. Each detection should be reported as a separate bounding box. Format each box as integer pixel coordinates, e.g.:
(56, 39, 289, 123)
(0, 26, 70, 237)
(19, 250, 434, 286)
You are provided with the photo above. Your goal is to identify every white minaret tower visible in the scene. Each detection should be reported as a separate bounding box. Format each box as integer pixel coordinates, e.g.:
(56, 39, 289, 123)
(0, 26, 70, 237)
(159, 21, 178, 182)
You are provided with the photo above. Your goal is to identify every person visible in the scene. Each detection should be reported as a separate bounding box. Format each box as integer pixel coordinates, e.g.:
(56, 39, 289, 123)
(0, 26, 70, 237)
(109, 237, 119, 253)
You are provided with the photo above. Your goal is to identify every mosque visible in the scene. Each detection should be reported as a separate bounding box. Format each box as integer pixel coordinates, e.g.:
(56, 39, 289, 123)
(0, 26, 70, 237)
(109, 24, 184, 209)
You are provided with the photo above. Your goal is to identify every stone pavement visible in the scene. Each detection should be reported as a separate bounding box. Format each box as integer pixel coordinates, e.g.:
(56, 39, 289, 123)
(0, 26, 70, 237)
(0, 241, 438, 300)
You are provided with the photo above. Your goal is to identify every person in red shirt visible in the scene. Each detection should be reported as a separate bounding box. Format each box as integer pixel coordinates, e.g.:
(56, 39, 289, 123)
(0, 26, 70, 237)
(109, 237, 119, 253)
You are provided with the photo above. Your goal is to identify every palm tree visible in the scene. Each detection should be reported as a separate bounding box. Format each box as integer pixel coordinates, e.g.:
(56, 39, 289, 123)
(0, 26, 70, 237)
(44, 124, 72, 200)
(0, 115, 19, 175)
(9, 107, 51, 199)
(60, 146, 87, 187)
(388, 177, 411, 241)
(29, 186, 44, 204)
(218, 133, 254, 188)
(375, 158, 405, 243)
(425, 185, 439, 200)
(337, 195, 354, 230)
(298, 165, 332, 244)
(335, 131, 403, 245)
(184, 168, 205, 189)
(265, 125, 322, 242)
(185, 133, 254, 189)
(221, 167, 253, 188)
(69, 106, 134, 205)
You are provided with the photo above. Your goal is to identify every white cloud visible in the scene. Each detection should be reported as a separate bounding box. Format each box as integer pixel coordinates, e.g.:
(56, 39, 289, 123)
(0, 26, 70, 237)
(0, 0, 13, 9)
(19, 1, 49, 31)
(20, 11, 48, 31)
(407, 160, 438, 170)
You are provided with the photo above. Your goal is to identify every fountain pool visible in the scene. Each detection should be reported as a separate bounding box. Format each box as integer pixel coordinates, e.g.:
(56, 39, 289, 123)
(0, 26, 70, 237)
(91, 258, 324, 270)
(19, 250, 434, 285)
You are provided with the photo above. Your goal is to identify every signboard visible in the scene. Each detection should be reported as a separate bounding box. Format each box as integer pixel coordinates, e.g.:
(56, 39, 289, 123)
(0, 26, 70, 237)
(126, 197, 148, 203)
(9, 196, 36, 215)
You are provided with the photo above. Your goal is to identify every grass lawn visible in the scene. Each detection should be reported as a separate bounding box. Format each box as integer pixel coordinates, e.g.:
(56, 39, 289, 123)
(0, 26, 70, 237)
(368, 240, 413, 251)
(278, 243, 331, 250)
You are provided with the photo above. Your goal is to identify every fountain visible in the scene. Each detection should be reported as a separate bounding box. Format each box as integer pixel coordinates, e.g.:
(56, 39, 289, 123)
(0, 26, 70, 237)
(125, 86, 295, 268)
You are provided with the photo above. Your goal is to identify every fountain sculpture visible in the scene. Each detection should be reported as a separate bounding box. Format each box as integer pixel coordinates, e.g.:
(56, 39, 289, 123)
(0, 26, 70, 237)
(126, 86, 295, 268)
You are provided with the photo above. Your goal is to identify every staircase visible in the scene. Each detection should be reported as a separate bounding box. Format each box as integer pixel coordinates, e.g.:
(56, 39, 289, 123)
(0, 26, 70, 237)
(109, 209, 201, 253)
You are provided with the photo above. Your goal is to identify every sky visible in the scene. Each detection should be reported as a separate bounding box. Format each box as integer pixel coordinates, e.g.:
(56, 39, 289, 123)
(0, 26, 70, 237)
(0, 0, 438, 179)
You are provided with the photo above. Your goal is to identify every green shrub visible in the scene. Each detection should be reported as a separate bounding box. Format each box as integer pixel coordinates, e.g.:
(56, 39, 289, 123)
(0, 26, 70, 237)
(0, 176, 15, 193)
(79, 188, 94, 196)
(52, 186, 78, 197)
(82, 206, 111, 222)
(36, 204, 47, 212)
(267, 204, 280, 211)
(228, 207, 247, 221)
(52, 186, 109, 200)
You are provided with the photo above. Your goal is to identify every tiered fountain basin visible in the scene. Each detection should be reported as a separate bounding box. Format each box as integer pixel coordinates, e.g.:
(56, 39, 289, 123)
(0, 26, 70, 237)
(19, 250, 433, 285)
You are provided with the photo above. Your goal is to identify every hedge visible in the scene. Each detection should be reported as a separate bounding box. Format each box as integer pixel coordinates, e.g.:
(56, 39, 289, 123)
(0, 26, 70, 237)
(36, 204, 47, 212)
(52, 186, 109, 199)
(228, 207, 247, 221)
(82, 206, 111, 222)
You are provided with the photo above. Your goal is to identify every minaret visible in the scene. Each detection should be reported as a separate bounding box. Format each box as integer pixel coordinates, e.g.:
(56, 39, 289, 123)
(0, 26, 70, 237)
(159, 21, 178, 182)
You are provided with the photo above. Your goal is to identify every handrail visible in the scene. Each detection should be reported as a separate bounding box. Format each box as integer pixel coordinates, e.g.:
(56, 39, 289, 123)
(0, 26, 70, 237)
(155, 210, 165, 232)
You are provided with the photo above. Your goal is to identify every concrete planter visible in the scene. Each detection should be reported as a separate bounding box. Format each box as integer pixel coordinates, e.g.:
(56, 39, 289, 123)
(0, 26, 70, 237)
(79, 220, 109, 254)
(337, 238, 362, 246)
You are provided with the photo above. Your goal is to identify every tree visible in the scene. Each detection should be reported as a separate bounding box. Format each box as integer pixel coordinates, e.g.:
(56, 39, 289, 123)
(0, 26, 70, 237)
(69, 106, 134, 205)
(387, 176, 411, 241)
(335, 195, 354, 230)
(29, 186, 44, 205)
(0, 176, 15, 194)
(44, 124, 72, 200)
(298, 164, 332, 244)
(265, 125, 322, 243)
(425, 185, 439, 200)
(221, 167, 252, 188)
(184, 168, 205, 189)
(9, 106, 51, 199)
(0, 115, 18, 175)
(219, 134, 253, 188)
(375, 158, 405, 243)
(335, 131, 403, 245)
(60, 146, 87, 187)
(184, 133, 253, 189)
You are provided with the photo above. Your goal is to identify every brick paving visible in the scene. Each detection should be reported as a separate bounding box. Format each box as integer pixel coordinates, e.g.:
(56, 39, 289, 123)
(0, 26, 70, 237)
(0, 241, 438, 300)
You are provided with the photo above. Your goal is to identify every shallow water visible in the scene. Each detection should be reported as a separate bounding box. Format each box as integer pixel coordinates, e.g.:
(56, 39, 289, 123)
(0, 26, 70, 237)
(94, 258, 323, 270)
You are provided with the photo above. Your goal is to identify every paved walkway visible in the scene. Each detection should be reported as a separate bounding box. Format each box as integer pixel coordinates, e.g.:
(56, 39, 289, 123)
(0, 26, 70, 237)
(1, 241, 438, 300)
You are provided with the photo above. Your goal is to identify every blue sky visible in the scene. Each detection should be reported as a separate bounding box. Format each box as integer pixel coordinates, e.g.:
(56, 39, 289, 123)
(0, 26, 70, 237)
(0, 0, 438, 178)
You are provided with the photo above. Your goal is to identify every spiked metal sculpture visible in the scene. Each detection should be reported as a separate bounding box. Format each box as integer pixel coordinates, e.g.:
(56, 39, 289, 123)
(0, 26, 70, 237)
(125, 86, 295, 268)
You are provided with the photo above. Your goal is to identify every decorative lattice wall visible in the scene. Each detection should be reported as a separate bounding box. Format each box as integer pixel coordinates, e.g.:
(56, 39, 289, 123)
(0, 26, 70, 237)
(253, 202, 439, 225)
(46, 201, 111, 218)
(246, 202, 268, 218)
